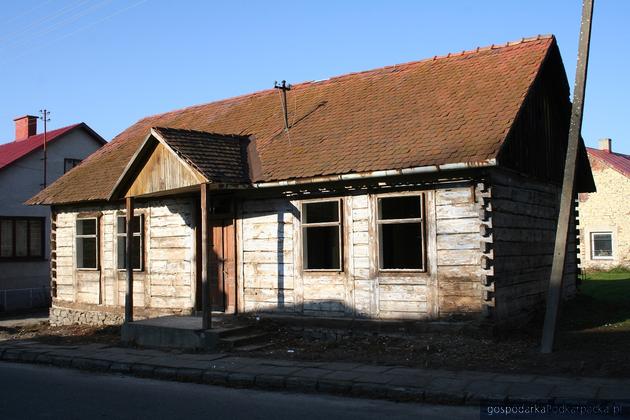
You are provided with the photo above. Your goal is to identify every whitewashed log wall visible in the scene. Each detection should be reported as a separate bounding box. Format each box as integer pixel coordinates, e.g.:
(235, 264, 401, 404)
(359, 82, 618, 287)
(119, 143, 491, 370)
(53, 197, 196, 318)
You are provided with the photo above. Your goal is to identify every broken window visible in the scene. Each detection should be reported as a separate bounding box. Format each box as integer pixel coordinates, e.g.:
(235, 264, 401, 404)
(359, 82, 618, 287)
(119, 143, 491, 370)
(591, 232, 613, 259)
(377, 195, 425, 270)
(302, 200, 342, 270)
(117, 215, 143, 270)
(76, 218, 98, 269)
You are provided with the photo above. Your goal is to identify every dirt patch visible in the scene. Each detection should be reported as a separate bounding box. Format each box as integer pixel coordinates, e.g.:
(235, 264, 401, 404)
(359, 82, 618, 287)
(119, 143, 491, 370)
(236, 319, 630, 379)
(0, 322, 120, 346)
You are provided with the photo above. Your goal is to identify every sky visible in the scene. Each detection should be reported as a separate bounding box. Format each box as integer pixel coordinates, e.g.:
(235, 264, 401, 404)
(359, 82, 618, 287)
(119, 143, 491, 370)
(0, 0, 628, 154)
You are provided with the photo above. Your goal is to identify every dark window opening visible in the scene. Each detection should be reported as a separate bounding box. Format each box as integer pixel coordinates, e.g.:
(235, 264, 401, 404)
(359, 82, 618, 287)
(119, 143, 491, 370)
(0, 217, 45, 260)
(302, 200, 342, 270)
(76, 218, 98, 269)
(64, 158, 82, 173)
(117, 215, 143, 270)
(377, 195, 425, 270)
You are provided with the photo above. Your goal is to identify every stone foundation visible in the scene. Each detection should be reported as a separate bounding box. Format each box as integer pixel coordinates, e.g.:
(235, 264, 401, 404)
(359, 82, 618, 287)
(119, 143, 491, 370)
(50, 306, 124, 327)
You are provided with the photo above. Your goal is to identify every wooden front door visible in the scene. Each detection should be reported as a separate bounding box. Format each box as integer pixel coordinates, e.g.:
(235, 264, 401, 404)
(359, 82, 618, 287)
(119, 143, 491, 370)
(195, 195, 236, 313)
(209, 217, 236, 312)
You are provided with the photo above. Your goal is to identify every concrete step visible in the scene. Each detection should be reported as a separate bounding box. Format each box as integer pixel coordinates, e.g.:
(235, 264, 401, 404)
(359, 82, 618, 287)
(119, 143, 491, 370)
(215, 324, 258, 339)
(219, 331, 268, 350)
(234, 342, 273, 352)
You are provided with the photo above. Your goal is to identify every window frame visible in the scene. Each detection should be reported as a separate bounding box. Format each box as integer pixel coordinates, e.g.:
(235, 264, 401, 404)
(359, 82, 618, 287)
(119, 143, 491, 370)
(590, 231, 614, 260)
(375, 192, 426, 273)
(75, 217, 99, 270)
(116, 214, 144, 272)
(63, 158, 82, 174)
(0, 216, 46, 261)
(301, 198, 344, 272)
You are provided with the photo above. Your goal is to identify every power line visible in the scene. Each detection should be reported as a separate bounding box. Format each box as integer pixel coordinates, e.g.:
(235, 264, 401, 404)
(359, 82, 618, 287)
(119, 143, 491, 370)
(1, 0, 113, 52)
(0, 0, 146, 66)
(0, 0, 91, 44)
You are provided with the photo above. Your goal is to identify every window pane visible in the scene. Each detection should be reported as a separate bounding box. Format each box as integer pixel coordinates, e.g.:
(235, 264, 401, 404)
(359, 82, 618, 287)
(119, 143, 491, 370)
(304, 201, 339, 224)
(593, 233, 612, 257)
(118, 215, 141, 234)
(1, 220, 13, 257)
(77, 219, 96, 235)
(379, 222, 423, 269)
(132, 236, 142, 270)
(304, 226, 340, 269)
(15, 220, 27, 257)
(29, 220, 43, 257)
(117, 236, 126, 269)
(77, 237, 97, 268)
(379, 196, 421, 220)
(117, 216, 126, 234)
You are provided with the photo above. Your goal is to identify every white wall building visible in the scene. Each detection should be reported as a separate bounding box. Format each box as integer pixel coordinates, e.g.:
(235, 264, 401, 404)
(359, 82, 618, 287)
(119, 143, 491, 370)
(0, 115, 105, 312)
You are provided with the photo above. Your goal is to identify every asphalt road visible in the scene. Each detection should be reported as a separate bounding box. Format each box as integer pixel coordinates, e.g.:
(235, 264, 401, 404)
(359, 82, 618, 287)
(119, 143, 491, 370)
(0, 362, 477, 420)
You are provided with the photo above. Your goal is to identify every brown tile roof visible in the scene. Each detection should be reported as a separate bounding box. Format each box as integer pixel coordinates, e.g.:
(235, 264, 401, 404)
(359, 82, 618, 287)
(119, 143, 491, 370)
(30, 35, 556, 205)
(153, 127, 252, 184)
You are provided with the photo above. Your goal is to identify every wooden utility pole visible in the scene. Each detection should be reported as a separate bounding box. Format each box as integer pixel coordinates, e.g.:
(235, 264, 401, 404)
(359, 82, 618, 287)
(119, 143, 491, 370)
(201, 183, 211, 329)
(541, 0, 594, 353)
(39, 109, 50, 189)
(125, 196, 134, 323)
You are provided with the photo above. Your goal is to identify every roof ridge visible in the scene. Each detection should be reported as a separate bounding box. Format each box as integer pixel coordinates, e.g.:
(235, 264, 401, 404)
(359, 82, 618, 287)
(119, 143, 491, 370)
(130, 35, 554, 131)
(152, 126, 248, 140)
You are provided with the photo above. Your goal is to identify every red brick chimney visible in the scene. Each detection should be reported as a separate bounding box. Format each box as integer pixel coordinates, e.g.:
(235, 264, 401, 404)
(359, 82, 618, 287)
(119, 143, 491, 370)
(13, 115, 38, 141)
(598, 138, 612, 153)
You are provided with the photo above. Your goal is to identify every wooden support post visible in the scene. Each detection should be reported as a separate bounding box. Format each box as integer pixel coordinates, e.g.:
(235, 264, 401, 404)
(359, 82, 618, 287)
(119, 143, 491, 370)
(201, 183, 211, 330)
(541, 0, 594, 353)
(125, 196, 134, 323)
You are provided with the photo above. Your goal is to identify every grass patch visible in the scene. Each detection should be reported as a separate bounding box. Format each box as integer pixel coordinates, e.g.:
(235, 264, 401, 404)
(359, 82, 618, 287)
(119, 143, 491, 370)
(562, 269, 630, 331)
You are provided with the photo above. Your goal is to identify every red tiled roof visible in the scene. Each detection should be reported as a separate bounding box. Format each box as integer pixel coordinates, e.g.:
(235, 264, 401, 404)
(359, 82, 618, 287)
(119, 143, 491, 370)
(587, 147, 630, 178)
(0, 124, 81, 170)
(29, 35, 559, 205)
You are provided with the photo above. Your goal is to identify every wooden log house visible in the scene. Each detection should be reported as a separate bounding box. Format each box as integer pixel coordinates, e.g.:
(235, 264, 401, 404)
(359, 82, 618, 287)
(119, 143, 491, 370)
(28, 35, 595, 329)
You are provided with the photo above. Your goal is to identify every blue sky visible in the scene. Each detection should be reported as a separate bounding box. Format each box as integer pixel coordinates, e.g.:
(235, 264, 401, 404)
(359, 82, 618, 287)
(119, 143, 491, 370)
(1, 0, 628, 154)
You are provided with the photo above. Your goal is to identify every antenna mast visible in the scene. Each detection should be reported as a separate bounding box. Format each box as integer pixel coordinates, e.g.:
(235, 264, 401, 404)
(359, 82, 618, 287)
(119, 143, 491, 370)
(39, 109, 50, 189)
(274, 80, 292, 131)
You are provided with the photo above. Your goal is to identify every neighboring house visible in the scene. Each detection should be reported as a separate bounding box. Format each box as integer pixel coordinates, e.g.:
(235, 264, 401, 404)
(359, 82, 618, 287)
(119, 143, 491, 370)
(0, 116, 106, 312)
(578, 139, 630, 270)
(28, 35, 594, 329)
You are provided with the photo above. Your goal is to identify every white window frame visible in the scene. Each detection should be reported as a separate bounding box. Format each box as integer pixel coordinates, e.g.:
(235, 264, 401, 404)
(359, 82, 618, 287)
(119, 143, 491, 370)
(376, 192, 426, 273)
(116, 214, 144, 272)
(75, 217, 99, 270)
(590, 231, 614, 260)
(301, 198, 343, 272)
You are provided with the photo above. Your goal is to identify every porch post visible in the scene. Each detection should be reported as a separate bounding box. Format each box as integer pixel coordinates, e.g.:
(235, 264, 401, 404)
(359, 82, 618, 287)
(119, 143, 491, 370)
(201, 183, 211, 329)
(125, 196, 134, 323)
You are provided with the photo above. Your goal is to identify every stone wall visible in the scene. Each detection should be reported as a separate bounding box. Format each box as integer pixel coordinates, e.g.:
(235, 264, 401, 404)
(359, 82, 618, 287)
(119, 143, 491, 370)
(50, 306, 124, 326)
(578, 157, 630, 270)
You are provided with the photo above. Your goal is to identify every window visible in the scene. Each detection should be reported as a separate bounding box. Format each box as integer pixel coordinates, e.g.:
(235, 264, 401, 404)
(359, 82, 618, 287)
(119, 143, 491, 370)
(76, 218, 98, 269)
(302, 200, 342, 270)
(64, 158, 82, 173)
(0, 217, 45, 259)
(591, 232, 613, 259)
(117, 215, 143, 270)
(377, 195, 425, 270)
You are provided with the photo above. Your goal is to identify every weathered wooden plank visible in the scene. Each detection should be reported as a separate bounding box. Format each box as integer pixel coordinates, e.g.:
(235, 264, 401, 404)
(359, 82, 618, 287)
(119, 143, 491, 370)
(242, 250, 293, 264)
(436, 233, 479, 250)
(435, 189, 472, 205)
(379, 284, 427, 302)
(437, 249, 479, 266)
(379, 300, 428, 313)
(436, 218, 479, 234)
(436, 203, 478, 220)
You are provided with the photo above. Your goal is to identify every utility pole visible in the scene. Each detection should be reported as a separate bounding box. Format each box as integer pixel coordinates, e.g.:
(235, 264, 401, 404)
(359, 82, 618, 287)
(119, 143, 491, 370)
(541, 0, 594, 354)
(39, 109, 50, 189)
(274, 80, 292, 131)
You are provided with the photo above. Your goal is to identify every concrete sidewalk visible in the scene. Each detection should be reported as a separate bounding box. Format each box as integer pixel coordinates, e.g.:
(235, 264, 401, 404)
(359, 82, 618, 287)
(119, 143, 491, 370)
(1, 339, 629, 405)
